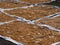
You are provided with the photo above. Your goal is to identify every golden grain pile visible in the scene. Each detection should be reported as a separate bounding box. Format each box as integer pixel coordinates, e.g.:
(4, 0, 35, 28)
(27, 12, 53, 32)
(0, 0, 60, 45)
(20, 0, 51, 4)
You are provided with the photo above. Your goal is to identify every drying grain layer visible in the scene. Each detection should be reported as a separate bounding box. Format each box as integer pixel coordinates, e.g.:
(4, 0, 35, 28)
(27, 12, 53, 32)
(5, 6, 60, 20)
(0, 21, 60, 45)
(20, 0, 51, 4)
(0, 13, 16, 22)
(36, 17, 60, 29)
(0, 2, 29, 8)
